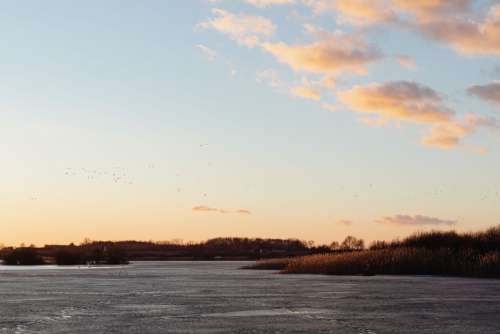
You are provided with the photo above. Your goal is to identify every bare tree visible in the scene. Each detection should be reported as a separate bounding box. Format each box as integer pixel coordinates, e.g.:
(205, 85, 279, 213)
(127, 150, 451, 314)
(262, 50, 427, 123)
(341, 236, 365, 251)
(330, 241, 340, 250)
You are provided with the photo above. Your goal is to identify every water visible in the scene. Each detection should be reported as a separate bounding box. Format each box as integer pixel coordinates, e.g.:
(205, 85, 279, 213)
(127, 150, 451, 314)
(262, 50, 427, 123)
(0, 261, 499, 333)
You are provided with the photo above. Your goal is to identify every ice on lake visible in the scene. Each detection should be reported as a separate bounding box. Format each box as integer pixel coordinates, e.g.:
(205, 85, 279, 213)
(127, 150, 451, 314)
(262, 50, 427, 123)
(1, 261, 499, 333)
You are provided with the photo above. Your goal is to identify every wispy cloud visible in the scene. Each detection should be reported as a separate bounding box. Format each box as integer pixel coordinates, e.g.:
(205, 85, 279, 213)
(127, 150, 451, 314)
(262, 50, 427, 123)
(199, 8, 276, 47)
(192, 206, 252, 215)
(261, 32, 382, 74)
(290, 77, 322, 101)
(196, 44, 238, 77)
(303, 0, 397, 25)
(192, 205, 222, 213)
(338, 81, 453, 124)
(196, 44, 218, 61)
(336, 219, 353, 226)
(395, 55, 416, 69)
(245, 0, 294, 8)
(206, 0, 293, 7)
(468, 82, 500, 107)
(290, 85, 321, 100)
(376, 214, 457, 226)
(422, 114, 498, 150)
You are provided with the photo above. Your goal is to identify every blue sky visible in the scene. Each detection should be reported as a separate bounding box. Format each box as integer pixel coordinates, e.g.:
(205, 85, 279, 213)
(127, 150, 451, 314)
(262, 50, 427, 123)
(1, 0, 499, 246)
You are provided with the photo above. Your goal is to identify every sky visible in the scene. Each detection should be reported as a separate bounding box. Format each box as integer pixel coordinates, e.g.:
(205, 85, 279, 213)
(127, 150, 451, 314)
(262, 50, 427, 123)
(1, 0, 500, 247)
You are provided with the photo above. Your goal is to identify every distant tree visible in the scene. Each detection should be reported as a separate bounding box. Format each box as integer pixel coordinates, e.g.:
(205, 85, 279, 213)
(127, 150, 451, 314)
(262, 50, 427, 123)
(3, 248, 45, 265)
(170, 239, 184, 245)
(341, 236, 365, 251)
(329, 241, 340, 250)
(87, 246, 105, 264)
(54, 249, 83, 265)
(81, 238, 92, 246)
(105, 246, 129, 265)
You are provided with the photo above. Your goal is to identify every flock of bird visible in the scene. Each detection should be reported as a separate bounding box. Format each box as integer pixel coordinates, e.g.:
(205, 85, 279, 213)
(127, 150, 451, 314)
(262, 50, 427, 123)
(64, 166, 134, 185)
(49, 145, 214, 199)
(24, 141, 500, 205)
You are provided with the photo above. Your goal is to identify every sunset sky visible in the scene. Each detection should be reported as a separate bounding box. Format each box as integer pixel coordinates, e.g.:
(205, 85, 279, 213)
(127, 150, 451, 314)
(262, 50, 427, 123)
(1, 0, 500, 246)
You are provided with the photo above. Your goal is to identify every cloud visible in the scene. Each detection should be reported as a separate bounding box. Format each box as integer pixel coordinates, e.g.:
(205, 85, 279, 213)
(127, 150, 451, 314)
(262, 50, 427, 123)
(389, 1, 500, 56)
(261, 32, 382, 74)
(468, 82, 500, 107)
(302, 1, 500, 56)
(290, 74, 336, 100)
(336, 219, 353, 226)
(334, 0, 396, 24)
(290, 85, 321, 100)
(337, 81, 498, 149)
(303, 0, 397, 25)
(415, 4, 500, 56)
(422, 114, 498, 149)
(195, 44, 237, 77)
(199, 8, 276, 47)
(421, 121, 475, 149)
(198, 2, 498, 151)
(196, 44, 217, 61)
(376, 214, 457, 226)
(303, 0, 470, 23)
(207, 0, 293, 7)
(257, 69, 331, 100)
(337, 81, 453, 124)
(192, 206, 252, 215)
(395, 55, 416, 69)
(392, 0, 472, 18)
(290, 76, 325, 100)
(318, 75, 335, 89)
(245, 0, 294, 7)
(192, 205, 222, 213)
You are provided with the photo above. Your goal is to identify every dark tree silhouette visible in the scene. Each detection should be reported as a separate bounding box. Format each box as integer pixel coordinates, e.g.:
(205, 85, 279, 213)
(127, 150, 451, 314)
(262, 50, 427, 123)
(3, 248, 45, 265)
(341, 236, 365, 251)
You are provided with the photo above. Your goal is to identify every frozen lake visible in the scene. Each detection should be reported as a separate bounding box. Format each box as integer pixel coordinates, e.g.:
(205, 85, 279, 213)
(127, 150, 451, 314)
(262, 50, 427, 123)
(1, 261, 500, 333)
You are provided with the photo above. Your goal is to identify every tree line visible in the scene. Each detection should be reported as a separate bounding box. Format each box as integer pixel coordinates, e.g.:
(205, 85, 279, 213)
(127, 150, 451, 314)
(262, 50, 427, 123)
(0, 237, 346, 265)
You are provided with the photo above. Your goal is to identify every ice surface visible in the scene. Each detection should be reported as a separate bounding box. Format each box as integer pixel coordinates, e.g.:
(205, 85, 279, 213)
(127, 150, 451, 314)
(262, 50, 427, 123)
(0, 261, 499, 333)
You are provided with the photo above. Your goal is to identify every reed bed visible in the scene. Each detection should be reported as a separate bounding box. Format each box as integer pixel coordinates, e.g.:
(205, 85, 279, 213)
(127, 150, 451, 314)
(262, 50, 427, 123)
(282, 248, 500, 278)
(273, 226, 500, 278)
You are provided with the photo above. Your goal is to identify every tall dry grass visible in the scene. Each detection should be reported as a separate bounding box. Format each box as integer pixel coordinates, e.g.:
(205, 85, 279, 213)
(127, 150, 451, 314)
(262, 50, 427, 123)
(252, 226, 500, 278)
(282, 248, 500, 278)
(370, 226, 500, 252)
